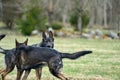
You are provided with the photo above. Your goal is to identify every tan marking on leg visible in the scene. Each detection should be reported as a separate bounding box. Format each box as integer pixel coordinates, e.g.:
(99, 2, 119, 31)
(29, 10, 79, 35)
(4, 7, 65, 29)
(58, 73, 68, 80)
(22, 70, 30, 80)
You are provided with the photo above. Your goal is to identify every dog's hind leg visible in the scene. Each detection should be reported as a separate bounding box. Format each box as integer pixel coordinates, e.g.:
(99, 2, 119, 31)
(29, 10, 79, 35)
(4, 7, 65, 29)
(35, 67, 43, 80)
(1, 70, 10, 80)
(48, 64, 68, 80)
(48, 57, 68, 80)
(49, 68, 68, 80)
(22, 69, 31, 80)
(57, 73, 68, 80)
(1, 67, 14, 80)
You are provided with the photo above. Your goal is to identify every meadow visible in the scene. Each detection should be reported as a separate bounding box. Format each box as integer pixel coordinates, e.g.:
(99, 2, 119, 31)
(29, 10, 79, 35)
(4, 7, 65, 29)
(0, 35, 119, 80)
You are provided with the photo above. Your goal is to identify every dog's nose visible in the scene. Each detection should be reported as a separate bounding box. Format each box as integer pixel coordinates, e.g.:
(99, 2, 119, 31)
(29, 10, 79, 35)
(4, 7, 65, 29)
(47, 45, 51, 48)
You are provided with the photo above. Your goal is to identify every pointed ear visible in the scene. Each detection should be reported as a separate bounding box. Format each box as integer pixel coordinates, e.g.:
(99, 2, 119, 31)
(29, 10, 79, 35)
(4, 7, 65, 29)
(15, 39, 19, 47)
(24, 38, 28, 45)
(42, 32, 47, 39)
(49, 31, 53, 38)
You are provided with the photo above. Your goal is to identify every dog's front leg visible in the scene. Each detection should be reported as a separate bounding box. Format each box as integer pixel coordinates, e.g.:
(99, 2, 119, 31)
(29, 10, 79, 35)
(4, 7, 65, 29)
(1, 66, 15, 80)
(1, 69, 10, 80)
(22, 69, 31, 80)
(0, 68, 5, 74)
(16, 69, 23, 80)
(35, 67, 43, 80)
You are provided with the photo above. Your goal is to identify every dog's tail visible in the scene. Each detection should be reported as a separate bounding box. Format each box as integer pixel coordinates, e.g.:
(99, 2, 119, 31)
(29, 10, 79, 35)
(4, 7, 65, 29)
(60, 50, 92, 59)
(0, 34, 6, 41)
(0, 47, 6, 54)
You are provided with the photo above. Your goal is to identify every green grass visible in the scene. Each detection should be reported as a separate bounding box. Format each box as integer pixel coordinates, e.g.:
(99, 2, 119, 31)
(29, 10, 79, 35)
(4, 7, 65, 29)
(0, 35, 120, 80)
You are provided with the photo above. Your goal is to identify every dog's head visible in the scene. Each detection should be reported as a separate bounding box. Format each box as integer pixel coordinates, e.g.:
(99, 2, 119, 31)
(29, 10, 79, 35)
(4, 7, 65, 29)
(0, 34, 6, 41)
(15, 38, 28, 64)
(41, 31, 54, 48)
(15, 38, 28, 51)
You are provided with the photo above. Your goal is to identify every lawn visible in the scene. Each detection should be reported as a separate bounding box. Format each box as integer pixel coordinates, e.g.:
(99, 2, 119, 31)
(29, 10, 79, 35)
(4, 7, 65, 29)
(0, 35, 120, 80)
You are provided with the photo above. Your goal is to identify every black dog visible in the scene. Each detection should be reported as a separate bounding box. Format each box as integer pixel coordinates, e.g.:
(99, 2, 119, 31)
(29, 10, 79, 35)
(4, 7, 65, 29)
(32, 31, 54, 48)
(15, 39, 92, 80)
(32, 31, 54, 80)
(0, 31, 54, 80)
(0, 39, 28, 80)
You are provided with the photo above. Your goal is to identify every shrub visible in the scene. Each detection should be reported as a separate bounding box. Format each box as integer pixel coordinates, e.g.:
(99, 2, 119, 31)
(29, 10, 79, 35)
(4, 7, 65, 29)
(16, 6, 47, 35)
(19, 20, 35, 36)
(81, 12, 90, 31)
(51, 22, 63, 30)
(69, 11, 90, 31)
(69, 11, 78, 28)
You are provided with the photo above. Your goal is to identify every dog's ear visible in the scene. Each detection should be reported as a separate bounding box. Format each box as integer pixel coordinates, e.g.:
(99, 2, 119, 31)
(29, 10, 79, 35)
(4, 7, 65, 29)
(42, 32, 47, 39)
(24, 38, 28, 45)
(0, 34, 6, 41)
(15, 39, 19, 47)
(49, 31, 53, 38)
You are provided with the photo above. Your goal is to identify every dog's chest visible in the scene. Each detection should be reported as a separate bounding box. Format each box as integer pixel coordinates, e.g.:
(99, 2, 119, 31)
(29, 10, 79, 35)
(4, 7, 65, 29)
(21, 51, 27, 64)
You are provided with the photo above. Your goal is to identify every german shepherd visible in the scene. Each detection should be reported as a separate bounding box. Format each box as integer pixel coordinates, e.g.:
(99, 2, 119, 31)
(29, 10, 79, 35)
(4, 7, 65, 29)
(15, 39, 92, 80)
(32, 31, 54, 48)
(32, 31, 54, 80)
(17, 31, 54, 80)
(0, 33, 17, 80)
(0, 39, 28, 80)
(0, 31, 54, 80)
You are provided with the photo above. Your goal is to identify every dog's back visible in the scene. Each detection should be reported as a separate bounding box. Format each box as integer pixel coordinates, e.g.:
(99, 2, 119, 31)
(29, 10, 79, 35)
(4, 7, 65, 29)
(16, 46, 61, 69)
(18, 46, 59, 61)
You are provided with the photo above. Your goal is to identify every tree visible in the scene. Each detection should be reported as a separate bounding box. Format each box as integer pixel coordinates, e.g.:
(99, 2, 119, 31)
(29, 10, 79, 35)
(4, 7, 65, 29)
(1, 0, 21, 29)
(16, 0, 47, 35)
(71, 0, 89, 32)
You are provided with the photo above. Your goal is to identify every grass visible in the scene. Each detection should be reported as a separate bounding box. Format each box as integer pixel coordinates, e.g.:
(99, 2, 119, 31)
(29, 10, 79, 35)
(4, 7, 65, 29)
(0, 35, 120, 80)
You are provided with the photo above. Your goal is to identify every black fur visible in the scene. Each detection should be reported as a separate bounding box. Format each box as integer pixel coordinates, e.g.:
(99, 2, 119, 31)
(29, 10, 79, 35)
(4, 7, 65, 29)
(32, 31, 54, 48)
(16, 44, 92, 80)
(0, 39, 28, 80)
(60, 51, 92, 59)
(0, 34, 6, 41)
(0, 31, 54, 80)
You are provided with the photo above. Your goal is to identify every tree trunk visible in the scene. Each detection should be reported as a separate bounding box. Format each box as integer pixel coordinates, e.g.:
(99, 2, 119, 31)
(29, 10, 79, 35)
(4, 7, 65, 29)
(47, 0, 53, 27)
(5, 20, 13, 30)
(103, 0, 108, 28)
(118, 15, 120, 32)
(62, 13, 67, 26)
(62, 3, 68, 27)
(97, 6, 103, 25)
(0, 0, 2, 18)
(77, 14, 82, 32)
(96, 0, 102, 26)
